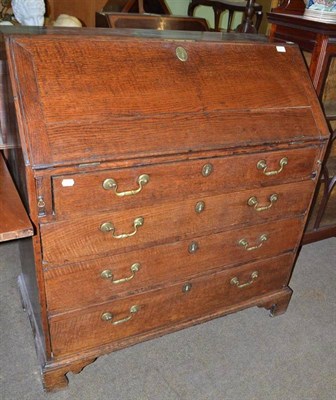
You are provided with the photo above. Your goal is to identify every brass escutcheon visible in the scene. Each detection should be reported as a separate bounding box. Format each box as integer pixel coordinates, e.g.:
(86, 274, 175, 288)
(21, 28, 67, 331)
(188, 241, 199, 254)
(195, 201, 205, 214)
(202, 163, 213, 177)
(176, 46, 188, 62)
(182, 283, 192, 293)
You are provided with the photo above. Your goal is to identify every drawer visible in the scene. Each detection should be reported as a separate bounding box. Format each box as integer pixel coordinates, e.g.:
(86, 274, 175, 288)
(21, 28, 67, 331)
(49, 252, 294, 357)
(52, 147, 320, 218)
(41, 180, 310, 264)
(44, 217, 304, 312)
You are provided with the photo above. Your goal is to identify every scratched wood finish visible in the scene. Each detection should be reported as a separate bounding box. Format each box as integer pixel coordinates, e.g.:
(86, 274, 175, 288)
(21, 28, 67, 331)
(52, 148, 319, 218)
(1, 28, 330, 391)
(0, 153, 33, 242)
(49, 252, 294, 357)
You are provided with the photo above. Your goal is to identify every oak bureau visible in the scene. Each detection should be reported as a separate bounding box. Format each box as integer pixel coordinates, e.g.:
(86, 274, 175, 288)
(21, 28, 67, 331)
(0, 27, 330, 391)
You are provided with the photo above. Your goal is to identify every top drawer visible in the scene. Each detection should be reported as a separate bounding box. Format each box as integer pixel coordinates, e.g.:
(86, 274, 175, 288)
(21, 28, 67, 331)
(52, 147, 320, 218)
(7, 34, 329, 168)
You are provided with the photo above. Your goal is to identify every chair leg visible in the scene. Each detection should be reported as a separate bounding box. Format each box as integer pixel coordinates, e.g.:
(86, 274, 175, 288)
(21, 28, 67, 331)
(213, 7, 222, 31)
(313, 167, 333, 229)
(236, 0, 257, 34)
(138, 0, 145, 14)
(227, 10, 234, 32)
(255, 10, 263, 33)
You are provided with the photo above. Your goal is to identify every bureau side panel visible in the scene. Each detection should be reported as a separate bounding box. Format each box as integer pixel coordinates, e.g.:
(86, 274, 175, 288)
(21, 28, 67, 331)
(1, 36, 52, 360)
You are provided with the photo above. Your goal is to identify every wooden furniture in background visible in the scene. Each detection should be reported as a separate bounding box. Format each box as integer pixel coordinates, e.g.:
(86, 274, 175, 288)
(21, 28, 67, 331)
(102, 0, 170, 14)
(270, 0, 305, 15)
(96, 12, 209, 30)
(268, 5, 336, 244)
(0, 27, 329, 391)
(46, 0, 170, 26)
(188, 0, 263, 32)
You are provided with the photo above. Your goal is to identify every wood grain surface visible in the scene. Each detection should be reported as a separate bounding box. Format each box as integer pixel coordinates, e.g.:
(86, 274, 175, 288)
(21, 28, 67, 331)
(0, 153, 33, 241)
(1, 28, 330, 391)
(49, 252, 294, 357)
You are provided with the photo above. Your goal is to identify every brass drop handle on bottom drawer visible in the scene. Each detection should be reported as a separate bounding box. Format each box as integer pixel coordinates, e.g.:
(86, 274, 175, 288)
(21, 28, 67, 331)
(247, 194, 278, 212)
(230, 271, 259, 289)
(101, 263, 141, 284)
(102, 174, 150, 197)
(100, 217, 144, 239)
(257, 157, 288, 176)
(238, 234, 268, 251)
(101, 305, 139, 326)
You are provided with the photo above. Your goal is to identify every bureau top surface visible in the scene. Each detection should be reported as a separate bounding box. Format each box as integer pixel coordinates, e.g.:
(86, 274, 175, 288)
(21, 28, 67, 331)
(3, 28, 329, 169)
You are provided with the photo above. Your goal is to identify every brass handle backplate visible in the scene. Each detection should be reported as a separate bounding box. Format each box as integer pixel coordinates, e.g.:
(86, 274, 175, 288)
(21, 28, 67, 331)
(101, 305, 139, 326)
(230, 271, 259, 289)
(100, 217, 144, 239)
(238, 234, 268, 251)
(247, 194, 278, 212)
(257, 157, 288, 176)
(102, 174, 149, 197)
(101, 263, 141, 284)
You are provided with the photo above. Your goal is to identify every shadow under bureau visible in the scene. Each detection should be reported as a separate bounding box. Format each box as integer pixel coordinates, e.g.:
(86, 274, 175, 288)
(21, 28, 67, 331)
(0, 27, 330, 391)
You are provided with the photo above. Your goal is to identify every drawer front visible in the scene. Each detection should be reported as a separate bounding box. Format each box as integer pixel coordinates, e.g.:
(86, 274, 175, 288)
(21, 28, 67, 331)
(44, 217, 304, 312)
(49, 253, 294, 357)
(41, 179, 311, 264)
(52, 147, 319, 218)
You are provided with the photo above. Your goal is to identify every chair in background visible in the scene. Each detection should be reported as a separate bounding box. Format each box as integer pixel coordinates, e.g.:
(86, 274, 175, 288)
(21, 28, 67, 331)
(188, 0, 263, 33)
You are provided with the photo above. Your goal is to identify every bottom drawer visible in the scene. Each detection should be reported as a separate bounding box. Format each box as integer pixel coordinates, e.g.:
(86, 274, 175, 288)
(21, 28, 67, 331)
(50, 253, 294, 357)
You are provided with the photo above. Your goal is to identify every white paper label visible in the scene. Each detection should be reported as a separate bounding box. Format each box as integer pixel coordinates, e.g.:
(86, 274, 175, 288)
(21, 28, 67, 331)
(276, 46, 286, 53)
(61, 179, 75, 187)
